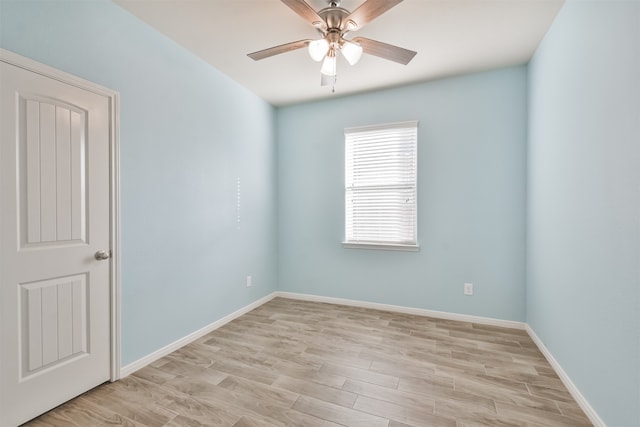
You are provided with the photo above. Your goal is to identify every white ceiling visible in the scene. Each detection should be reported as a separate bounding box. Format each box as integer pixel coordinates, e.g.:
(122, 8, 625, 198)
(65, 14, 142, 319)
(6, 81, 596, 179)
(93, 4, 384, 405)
(115, 0, 564, 106)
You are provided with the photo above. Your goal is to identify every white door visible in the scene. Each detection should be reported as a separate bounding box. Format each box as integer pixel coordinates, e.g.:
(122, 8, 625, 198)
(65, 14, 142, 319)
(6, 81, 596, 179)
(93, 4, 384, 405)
(0, 57, 113, 426)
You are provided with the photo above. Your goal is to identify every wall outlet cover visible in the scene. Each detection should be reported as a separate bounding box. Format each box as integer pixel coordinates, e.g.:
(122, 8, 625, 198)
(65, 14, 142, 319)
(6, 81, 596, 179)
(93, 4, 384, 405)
(464, 283, 473, 295)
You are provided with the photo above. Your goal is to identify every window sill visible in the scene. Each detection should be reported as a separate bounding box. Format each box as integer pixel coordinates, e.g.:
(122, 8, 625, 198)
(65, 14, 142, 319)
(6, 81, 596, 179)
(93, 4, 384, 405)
(342, 242, 420, 252)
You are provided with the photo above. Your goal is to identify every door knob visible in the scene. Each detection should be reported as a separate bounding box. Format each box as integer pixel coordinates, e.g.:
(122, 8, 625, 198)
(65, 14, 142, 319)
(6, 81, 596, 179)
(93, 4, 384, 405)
(95, 250, 111, 260)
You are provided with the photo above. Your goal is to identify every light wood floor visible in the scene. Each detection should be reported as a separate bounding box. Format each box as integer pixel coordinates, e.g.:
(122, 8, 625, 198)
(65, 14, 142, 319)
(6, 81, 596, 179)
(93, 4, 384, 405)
(25, 297, 592, 427)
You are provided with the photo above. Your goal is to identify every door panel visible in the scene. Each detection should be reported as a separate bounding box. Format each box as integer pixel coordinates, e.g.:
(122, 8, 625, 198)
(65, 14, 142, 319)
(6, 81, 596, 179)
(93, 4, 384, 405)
(21, 97, 88, 247)
(20, 274, 88, 376)
(1, 59, 113, 427)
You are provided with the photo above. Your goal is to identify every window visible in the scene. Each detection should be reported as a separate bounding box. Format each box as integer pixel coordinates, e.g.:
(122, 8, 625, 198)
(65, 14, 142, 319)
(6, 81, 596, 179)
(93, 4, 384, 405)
(344, 121, 418, 251)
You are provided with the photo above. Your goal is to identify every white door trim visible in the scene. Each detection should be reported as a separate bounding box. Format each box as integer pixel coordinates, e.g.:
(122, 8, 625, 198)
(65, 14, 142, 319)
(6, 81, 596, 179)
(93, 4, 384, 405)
(0, 48, 122, 381)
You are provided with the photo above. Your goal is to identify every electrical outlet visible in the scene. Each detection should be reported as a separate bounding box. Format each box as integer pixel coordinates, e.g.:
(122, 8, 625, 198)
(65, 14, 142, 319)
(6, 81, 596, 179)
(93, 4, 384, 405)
(464, 283, 473, 296)
(246, 275, 252, 287)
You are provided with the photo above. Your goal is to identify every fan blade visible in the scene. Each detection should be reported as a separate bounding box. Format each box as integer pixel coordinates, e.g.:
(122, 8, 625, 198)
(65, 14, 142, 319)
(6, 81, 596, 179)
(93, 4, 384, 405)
(345, 0, 403, 31)
(352, 37, 416, 65)
(247, 40, 311, 61)
(280, 0, 324, 27)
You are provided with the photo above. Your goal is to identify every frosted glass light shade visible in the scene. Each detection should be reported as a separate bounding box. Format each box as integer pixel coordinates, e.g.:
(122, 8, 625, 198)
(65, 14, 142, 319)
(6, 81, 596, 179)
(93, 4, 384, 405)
(341, 40, 363, 65)
(320, 54, 336, 76)
(308, 39, 330, 62)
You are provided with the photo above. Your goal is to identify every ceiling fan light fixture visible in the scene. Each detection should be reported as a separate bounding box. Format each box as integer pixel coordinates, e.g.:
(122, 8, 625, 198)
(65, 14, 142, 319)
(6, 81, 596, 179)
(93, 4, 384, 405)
(320, 51, 337, 76)
(340, 40, 363, 65)
(308, 38, 330, 62)
(247, 0, 418, 90)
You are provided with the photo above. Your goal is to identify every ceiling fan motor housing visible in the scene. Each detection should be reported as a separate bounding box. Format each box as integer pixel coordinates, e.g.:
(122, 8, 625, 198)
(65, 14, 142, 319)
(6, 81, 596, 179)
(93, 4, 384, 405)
(319, 6, 355, 33)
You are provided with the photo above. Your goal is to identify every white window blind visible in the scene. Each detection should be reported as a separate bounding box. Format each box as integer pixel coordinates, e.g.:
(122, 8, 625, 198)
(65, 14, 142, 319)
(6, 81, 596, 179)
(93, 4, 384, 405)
(344, 121, 418, 250)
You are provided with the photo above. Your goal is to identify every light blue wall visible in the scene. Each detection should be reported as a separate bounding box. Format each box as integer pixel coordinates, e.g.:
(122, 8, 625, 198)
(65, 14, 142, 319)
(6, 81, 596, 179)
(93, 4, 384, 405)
(4, 2, 637, 422)
(277, 68, 527, 321)
(527, 1, 640, 425)
(0, 0, 278, 366)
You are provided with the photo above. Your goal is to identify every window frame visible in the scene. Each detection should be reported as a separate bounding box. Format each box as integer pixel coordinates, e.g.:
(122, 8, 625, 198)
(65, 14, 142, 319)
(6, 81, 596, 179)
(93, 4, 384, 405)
(342, 120, 419, 252)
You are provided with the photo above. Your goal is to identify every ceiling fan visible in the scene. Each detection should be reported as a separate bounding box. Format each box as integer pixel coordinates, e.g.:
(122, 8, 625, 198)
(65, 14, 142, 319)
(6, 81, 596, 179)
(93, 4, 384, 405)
(247, 0, 417, 87)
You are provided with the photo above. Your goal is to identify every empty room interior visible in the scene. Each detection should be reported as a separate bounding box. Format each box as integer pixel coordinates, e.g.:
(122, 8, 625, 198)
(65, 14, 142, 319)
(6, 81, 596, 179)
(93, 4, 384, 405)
(0, 0, 639, 426)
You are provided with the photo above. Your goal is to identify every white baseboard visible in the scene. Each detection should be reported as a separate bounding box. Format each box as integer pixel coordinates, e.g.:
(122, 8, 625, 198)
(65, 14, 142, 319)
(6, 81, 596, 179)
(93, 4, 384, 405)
(273, 291, 526, 330)
(119, 291, 524, 378)
(117, 290, 604, 427)
(525, 325, 606, 427)
(119, 292, 277, 378)
(276, 293, 605, 425)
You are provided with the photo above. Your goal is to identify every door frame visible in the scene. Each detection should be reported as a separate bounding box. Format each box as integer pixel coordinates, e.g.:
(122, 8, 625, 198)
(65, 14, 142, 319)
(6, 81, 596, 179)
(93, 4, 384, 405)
(0, 48, 121, 381)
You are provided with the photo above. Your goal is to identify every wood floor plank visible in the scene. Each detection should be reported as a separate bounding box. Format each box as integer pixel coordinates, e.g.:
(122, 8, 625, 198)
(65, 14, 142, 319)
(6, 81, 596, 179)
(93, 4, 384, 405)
(433, 396, 498, 421)
(163, 415, 215, 427)
(319, 362, 399, 388)
(208, 359, 280, 386)
(353, 395, 454, 427)
(22, 297, 591, 427)
(155, 393, 242, 426)
(26, 397, 146, 427)
(556, 401, 593, 423)
(397, 375, 505, 421)
(231, 407, 346, 427)
(132, 364, 178, 386)
(79, 390, 176, 426)
(493, 371, 566, 393)
(155, 358, 228, 385)
(270, 362, 347, 388)
(291, 395, 389, 427)
(454, 416, 526, 427)
(165, 342, 217, 368)
(527, 383, 577, 402)
(454, 376, 562, 414)
(368, 360, 437, 380)
(343, 378, 435, 410)
(534, 365, 561, 378)
(495, 401, 592, 426)
(398, 376, 456, 398)
(457, 372, 530, 393)
(216, 375, 299, 408)
(273, 375, 358, 408)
